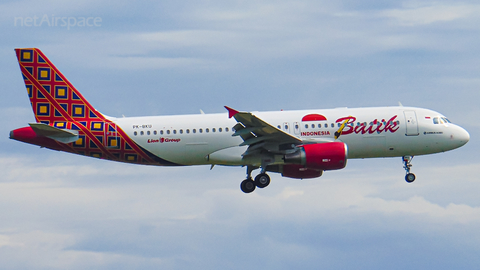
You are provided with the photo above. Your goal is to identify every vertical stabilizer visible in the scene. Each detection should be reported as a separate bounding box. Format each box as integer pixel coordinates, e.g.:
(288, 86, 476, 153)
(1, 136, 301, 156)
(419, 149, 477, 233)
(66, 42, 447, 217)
(15, 48, 105, 124)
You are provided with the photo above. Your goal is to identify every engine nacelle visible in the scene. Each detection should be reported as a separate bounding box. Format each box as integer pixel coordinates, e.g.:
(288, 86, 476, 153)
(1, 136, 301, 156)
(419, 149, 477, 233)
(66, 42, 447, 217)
(281, 164, 323, 179)
(284, 142, 348, 170)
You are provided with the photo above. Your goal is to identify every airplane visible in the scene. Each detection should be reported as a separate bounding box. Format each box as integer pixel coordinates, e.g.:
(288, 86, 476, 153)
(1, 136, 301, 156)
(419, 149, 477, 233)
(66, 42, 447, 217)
(10, 48, 470, 193)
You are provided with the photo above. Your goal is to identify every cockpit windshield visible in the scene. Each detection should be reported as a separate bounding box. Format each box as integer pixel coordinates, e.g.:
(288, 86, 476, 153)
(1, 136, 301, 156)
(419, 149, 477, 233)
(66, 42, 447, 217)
(433, 117, 451, 124)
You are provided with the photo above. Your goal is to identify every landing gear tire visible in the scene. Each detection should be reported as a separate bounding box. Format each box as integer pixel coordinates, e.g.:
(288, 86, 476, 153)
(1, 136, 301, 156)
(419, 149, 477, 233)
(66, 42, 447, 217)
(240, 178, 256, 193)
(255, 173, 270, 188)
(405, 173, 416, 183)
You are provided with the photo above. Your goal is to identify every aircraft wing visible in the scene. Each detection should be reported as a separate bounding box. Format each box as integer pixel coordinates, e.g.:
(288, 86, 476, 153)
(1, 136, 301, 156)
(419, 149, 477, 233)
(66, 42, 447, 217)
(225, 106, 303, 156)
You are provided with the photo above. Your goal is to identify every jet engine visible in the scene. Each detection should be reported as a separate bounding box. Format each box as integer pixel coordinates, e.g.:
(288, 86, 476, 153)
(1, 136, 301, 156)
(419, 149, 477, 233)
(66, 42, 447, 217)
(283, 142, 348, 171)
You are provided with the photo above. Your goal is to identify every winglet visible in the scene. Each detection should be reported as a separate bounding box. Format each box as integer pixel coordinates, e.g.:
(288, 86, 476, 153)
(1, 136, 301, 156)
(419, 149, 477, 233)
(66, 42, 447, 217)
(224, 106, 239, 118)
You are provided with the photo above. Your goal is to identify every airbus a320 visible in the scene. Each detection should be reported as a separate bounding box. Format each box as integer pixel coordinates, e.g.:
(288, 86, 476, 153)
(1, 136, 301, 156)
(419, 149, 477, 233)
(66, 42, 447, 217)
(10, 48, 470, 193)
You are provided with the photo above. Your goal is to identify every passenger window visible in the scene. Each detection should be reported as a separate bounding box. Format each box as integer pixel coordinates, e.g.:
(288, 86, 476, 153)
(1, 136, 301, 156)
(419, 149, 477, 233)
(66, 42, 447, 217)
(212, 128, 216, 132)
(180, 129, 183, 134)
(199, 129, 203, 133)
(147, 131, 150, 135)
(167, 130, 170, 134)
(324, 123, 328, 128)
(134, 131, 137, 136)
(311, 124, 315, 128)
(186, 129, 190, 134)
(206, 128, 209, 133)
(160, 130, 164, 135)
(318, 124, 321, 128)
(193, 129, 196, 133)
(304, 124, 308, 129)
(153, 130, 157, 135)
(277, 125, 281, 129)
(219, 128, 222, 132)
(226, 127, 229, 132)
(173, 130, 177, 134)
(331, 123, 334, 128)
(140, 131, 144, 135)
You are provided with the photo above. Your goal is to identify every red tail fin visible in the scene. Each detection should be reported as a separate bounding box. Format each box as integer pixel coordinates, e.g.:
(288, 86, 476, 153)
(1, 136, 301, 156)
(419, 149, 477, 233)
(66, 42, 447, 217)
(15, 48, 105, 124)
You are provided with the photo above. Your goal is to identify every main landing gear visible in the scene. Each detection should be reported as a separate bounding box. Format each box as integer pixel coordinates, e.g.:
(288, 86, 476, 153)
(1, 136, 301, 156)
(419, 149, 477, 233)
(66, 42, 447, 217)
(403, 156, 416, 183)
(240, 166, 271, 193)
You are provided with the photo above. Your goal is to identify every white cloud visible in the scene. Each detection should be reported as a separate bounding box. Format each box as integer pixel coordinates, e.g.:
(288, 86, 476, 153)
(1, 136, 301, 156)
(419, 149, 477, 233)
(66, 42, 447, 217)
(5, 1, 479, 74)
(0, 230, 171, 269)
(0, 151, 479, 269)
(380, 4, 478, 26)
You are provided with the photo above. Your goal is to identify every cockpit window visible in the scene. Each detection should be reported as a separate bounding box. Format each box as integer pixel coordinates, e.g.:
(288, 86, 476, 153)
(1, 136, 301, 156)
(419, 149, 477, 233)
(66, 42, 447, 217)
(433, 116, 451, 124)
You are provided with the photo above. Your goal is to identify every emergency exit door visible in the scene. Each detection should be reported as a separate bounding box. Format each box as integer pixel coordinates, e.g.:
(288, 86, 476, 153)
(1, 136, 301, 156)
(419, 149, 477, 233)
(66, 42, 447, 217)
(403, 110, 419, 136)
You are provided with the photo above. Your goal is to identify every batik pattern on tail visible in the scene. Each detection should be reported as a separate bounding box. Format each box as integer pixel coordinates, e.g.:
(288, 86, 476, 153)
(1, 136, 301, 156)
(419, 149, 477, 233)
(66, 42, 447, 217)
(15, 48, 177, 166)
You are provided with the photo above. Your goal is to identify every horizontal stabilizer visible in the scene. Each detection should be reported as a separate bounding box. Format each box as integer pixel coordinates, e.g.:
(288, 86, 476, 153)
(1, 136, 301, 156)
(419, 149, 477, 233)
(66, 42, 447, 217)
(29, 123, 79, 144)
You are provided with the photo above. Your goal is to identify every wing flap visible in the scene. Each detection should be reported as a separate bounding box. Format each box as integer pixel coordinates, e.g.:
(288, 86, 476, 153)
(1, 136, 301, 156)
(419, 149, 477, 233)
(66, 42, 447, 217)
(239, 135, 274, 146)
(232, 127, 257, 137)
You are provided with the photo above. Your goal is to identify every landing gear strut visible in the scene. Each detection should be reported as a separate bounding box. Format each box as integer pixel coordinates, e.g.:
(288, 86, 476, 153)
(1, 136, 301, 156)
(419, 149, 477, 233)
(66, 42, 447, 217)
(240, 166, 271, 193)
(403, 156, 416, 183)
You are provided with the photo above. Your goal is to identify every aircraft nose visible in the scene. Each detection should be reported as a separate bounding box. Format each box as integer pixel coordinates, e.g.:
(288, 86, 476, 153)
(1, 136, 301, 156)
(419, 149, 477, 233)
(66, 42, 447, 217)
(455, 126, 470, 147)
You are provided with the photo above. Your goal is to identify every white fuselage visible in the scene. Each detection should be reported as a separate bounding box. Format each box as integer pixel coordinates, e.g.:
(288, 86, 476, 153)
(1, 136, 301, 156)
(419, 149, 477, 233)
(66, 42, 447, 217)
(109, 106, 470, 166)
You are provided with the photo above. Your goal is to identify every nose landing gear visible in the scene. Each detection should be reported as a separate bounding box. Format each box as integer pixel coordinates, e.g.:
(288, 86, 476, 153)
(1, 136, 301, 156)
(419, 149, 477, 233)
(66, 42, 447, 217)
(403, 156, 416, 183)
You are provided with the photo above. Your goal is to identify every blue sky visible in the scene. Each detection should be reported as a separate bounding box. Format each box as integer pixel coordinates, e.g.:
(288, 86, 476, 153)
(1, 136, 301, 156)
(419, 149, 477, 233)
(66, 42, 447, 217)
(1, 0, 479, 269)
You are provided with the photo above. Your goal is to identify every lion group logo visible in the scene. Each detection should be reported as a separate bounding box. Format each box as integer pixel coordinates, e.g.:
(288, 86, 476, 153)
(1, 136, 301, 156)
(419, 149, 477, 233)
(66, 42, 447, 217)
(148, 138, 181, 144)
